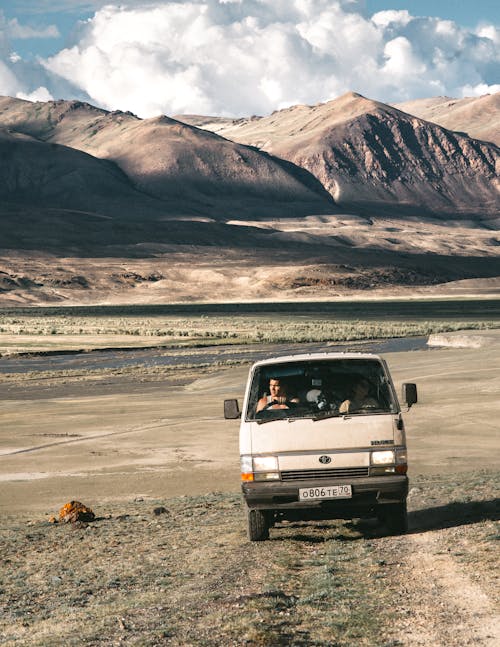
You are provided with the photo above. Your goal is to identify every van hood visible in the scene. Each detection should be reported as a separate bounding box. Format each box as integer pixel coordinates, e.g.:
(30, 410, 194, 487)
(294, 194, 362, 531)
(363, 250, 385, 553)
(248, 414, 397, 454)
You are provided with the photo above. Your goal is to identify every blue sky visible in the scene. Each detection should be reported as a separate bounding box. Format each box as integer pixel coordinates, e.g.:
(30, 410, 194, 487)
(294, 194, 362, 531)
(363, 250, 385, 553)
(368, 1, 499, 28)
(0, 1, 498, 116)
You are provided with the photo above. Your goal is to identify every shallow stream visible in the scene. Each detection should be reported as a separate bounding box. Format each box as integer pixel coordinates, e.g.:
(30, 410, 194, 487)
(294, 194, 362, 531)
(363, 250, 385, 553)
(0, 336, 430, 374)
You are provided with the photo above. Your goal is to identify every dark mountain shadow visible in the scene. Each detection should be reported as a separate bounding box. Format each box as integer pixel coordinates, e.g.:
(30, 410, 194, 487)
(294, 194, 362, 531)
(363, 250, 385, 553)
(255, 147, 338, 206)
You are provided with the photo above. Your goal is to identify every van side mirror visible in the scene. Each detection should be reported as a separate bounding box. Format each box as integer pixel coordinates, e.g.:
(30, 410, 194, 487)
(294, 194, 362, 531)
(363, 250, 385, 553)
(402, 383, 417, 408)
(224, 399, 241, 419)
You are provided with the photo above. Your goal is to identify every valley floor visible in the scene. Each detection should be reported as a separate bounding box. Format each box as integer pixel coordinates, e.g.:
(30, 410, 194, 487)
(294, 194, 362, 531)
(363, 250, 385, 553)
(1, 212, 499, 306)
(0, 332, 498, 645)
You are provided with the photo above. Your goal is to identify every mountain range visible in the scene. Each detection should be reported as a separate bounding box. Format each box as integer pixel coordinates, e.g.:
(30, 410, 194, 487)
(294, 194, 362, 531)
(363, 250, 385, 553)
(0, 91, 498, 304)
(178, 92, 499, 219)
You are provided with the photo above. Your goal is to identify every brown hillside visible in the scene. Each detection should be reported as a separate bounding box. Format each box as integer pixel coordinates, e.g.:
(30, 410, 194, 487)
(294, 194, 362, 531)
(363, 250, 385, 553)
(0, 96, 335, 219)
(0, 128, 302, 250)
(394, 93, 500, 146)
(180, 92, 499, 218)
(0, 128, 163, 218)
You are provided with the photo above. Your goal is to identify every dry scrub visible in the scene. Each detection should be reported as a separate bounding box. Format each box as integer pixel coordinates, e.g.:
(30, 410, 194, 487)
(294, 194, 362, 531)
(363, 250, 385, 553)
(0, 310, 498, 356)
(0, 471, 498, 646)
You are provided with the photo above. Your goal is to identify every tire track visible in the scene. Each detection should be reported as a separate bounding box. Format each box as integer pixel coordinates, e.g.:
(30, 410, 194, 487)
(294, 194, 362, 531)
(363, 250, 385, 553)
(395, 531, 499, 646)
(0, 418, 176, 456)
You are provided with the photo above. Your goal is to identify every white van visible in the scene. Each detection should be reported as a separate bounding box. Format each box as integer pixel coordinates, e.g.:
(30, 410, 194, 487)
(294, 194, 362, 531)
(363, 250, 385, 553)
(224, 352, 417, 541)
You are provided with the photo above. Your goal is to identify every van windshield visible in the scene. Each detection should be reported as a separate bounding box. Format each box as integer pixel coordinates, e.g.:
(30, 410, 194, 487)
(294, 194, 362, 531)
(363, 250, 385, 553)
(246, 358, 397, 421)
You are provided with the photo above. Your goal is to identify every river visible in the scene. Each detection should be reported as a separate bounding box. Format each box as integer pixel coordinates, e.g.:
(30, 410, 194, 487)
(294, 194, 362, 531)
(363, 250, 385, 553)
(0, 336, 431, 374)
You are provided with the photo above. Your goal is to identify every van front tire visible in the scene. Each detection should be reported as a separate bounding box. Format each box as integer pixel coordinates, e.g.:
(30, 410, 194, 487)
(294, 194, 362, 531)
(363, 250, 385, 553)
(246, 507, 270, 541)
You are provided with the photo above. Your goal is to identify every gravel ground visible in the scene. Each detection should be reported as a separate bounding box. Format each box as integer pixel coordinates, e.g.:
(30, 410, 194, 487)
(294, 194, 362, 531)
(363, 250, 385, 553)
(0, 471, 498, 646)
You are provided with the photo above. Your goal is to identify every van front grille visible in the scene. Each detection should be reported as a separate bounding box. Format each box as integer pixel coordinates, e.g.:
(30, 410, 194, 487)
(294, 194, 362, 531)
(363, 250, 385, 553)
(281, 467, 369, 481)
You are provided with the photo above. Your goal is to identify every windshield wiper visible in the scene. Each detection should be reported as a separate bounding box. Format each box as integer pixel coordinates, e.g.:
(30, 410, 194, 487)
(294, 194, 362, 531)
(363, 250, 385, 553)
(255, 417, 300, 425)
(256, 417, 279, 425)
(255, 411, 343, 424)
(312, 411, 342, 422)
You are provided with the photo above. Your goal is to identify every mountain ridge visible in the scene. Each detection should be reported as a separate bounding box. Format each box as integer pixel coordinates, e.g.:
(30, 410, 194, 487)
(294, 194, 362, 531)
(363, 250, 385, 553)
(0, 95, 335, 221)
(394, 93, 500, 146)
(176, 91, 499, 218)
(2, 91, 498, 222)
(0, 91, 498, 304)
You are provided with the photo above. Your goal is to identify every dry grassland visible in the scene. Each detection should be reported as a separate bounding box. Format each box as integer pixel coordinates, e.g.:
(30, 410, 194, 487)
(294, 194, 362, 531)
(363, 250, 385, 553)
(0, 309, 498, 356)
(0, 473, 498, 646)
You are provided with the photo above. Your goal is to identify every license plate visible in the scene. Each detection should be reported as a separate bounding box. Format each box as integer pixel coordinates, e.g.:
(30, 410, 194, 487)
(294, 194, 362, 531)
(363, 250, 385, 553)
(298, 484, 352, 501)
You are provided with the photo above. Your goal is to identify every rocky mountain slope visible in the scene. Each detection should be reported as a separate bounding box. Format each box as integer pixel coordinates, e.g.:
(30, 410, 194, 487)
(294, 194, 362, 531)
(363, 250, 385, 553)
(0, 96, 334, 221)
(394, 93, 500, 146)
(180, 92, 499, 219)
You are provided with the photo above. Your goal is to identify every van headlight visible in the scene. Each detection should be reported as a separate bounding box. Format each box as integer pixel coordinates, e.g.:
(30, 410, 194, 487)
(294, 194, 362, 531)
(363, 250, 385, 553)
(370, 449, 408, 475)
(240, 455, 280, 481)
(370, 449, 396, 475)
(253, 455, 280, 481)
(253, 456, 279, 472)
(371, 450, 395, 465)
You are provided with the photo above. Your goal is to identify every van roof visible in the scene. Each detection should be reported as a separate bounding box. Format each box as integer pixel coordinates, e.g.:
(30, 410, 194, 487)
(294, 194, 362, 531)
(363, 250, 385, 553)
(250, 352, 384, 369)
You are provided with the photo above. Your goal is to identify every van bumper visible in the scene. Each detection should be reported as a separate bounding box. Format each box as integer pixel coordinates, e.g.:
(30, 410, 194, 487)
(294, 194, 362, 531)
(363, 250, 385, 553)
(242, 475, 408, 517)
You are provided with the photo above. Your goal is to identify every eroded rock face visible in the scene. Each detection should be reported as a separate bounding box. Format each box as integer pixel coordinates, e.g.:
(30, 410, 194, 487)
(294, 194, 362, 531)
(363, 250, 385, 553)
(279, 107, 499, 217)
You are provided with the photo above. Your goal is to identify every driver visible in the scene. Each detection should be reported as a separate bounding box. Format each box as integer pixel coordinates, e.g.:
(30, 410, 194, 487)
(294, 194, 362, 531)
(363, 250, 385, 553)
(256, 377, 299, 412)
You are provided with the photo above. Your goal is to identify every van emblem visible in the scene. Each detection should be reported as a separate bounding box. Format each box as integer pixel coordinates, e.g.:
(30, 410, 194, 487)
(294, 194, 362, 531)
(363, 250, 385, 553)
(319, 455, 331, 464)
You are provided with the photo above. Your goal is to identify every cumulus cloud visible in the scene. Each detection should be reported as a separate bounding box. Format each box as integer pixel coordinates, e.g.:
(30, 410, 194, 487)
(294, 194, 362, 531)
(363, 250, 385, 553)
(0, 59, 23, 96)
(2, 1, 499, 116)
(16, 86, 54, 102)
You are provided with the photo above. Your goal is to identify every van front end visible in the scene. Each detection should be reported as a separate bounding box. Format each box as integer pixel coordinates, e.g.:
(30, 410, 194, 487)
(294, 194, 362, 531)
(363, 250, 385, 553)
(226, 352, 417, 541)
(241, 445, 409, 530)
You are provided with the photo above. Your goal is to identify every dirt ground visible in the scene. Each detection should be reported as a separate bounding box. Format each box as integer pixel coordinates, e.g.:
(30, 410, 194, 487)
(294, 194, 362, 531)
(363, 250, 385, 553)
(1, 331, 499, 514)
(0, 332, 498, 646)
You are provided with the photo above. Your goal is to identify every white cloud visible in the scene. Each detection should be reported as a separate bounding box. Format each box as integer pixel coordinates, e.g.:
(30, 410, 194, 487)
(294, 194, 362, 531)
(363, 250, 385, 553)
(1, 2, 499, 116)
(0, 59, 23, 95)
(8, 18, 60, 39)
(460, 82, 500, 97)
(382, 37, 427, 78)
(16, 86, 54, 102)
(371, 10, 412, 28)
(0, 10, 89, 102)
(476, 24, 499, 43)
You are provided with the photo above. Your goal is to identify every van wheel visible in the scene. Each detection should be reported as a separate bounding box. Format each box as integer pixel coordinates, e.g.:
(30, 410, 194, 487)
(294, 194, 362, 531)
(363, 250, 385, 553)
(379, 501, 408, 535)
(246, 507, 270, 541)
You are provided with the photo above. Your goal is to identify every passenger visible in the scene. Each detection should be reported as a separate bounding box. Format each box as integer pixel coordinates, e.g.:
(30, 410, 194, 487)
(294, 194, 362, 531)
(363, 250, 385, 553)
(256, 377, 299, 412)
(339, 377, 378, 414)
